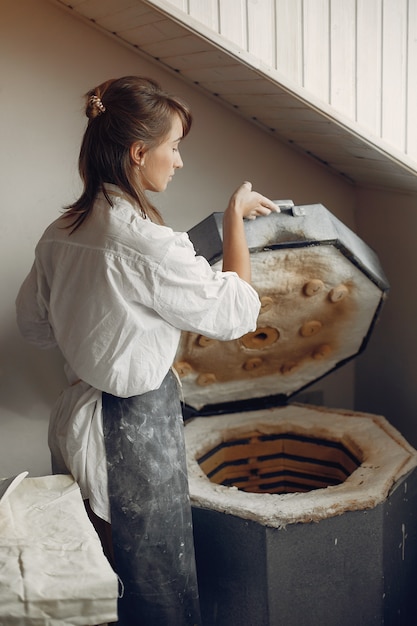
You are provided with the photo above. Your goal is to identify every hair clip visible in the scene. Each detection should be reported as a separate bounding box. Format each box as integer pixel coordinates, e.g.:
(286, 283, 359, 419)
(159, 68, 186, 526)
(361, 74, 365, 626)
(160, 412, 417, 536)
(89, 95, 106, 114)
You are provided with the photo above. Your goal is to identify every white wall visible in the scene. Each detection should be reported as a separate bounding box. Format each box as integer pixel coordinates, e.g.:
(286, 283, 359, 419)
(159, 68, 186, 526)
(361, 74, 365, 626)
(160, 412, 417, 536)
(164, 0, 417, 164)
(1, 0, 358, 478)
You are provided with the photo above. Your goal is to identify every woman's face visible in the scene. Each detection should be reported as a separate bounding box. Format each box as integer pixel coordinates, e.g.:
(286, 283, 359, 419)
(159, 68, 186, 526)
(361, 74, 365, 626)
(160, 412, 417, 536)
(138, 114, 184, 192)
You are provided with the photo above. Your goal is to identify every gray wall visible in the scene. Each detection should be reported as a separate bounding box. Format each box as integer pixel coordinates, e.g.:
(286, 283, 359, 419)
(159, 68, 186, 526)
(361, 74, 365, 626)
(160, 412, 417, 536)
(355, 187, 417, 447)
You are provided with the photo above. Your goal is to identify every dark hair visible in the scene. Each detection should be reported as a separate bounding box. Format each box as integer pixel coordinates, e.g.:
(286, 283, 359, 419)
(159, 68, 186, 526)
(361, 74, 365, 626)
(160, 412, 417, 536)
(63, 76, 192, 231)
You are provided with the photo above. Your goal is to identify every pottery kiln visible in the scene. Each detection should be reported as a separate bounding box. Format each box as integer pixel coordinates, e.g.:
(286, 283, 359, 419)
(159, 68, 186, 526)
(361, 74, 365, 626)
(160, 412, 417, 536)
(174, 204, 417, 626)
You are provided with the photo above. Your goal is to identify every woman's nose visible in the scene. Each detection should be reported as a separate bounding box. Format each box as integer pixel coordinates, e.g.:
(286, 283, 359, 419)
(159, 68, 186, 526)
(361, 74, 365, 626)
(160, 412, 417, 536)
(175, 152, 183, 169)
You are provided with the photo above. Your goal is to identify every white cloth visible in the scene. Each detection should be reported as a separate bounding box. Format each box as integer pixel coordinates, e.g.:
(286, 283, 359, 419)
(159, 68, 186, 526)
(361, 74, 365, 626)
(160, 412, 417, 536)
(0, 473, 118, 624)
(16, 185, 261, 521)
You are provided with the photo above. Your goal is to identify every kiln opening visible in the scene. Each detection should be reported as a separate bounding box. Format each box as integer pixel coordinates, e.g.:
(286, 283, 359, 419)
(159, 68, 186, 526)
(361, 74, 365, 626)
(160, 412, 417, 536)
(197, 430, 362, 494)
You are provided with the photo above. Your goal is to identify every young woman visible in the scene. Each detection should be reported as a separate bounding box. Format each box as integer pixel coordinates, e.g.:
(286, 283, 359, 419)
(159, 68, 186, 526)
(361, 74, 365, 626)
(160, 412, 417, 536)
(16, 76, 278, 625)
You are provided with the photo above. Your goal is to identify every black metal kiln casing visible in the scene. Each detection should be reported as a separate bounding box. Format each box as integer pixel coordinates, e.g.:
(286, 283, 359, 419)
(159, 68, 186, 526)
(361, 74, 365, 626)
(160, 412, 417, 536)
(191, 477, 417, 626)
(175, 204, 417, 626)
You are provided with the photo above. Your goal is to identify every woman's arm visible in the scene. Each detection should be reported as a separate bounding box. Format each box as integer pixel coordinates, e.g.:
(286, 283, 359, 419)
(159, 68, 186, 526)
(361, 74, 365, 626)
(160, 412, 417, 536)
(222, 181, 279, 282)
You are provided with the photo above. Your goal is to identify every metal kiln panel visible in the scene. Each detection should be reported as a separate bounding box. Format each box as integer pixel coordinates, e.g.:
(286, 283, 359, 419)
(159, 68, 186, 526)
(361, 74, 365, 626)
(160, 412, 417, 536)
(174, 204, 389, 412)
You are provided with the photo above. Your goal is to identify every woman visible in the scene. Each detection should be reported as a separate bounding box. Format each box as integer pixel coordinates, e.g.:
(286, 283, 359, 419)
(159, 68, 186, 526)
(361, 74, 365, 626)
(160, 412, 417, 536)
(16, 76, 278, 625)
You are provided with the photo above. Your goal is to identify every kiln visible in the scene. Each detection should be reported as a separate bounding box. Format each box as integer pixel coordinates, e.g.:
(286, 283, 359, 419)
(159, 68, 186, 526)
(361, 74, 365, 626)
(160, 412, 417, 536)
(174, 204, 417, 626)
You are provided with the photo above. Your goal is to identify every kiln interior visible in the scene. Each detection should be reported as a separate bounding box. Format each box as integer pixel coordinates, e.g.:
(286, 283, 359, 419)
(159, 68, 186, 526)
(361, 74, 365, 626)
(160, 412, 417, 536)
(197, 429, 362, 494)
(175, 241, 385, 411)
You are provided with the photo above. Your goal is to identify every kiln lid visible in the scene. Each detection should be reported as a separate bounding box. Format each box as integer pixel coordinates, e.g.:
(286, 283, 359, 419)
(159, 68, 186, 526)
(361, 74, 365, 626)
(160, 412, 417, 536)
(174, 204, 389, 416)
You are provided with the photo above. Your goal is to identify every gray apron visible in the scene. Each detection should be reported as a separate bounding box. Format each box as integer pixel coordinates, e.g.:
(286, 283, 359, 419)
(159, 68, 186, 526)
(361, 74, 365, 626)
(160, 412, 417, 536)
(102, 370, 201, 626)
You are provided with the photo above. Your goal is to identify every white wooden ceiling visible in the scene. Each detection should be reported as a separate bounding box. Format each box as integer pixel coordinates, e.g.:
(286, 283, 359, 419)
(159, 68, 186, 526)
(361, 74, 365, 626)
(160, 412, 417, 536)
(52, 0, 417, 193)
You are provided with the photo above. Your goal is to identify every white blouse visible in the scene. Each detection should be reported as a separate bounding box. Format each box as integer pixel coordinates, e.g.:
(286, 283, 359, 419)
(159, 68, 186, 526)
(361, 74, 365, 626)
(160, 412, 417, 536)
(16, 185, 261, 521)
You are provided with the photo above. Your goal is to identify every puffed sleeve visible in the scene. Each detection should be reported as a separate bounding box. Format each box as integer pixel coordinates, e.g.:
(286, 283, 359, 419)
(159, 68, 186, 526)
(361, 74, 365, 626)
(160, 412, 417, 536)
(15, 262, 57, 349)
(152, 232, 261, 340)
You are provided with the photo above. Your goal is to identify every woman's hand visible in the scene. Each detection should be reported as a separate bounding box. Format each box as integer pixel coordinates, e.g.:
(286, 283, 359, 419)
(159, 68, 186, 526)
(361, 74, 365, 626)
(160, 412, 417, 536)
(225, 181, 279, 220)
(222, 182, 279, 283)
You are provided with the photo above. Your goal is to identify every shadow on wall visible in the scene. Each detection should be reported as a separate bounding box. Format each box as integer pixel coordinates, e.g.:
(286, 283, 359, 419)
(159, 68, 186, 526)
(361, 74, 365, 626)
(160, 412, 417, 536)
(1, 321, 66, 419)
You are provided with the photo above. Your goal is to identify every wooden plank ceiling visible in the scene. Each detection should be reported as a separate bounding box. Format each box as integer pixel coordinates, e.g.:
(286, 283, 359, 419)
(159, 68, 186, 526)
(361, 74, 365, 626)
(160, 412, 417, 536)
(53, 0, 417, 193)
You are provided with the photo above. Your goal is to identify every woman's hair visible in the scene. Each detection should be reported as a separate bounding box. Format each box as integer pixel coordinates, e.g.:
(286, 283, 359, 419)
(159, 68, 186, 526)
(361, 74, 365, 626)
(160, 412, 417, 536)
(63, 76, 192, 231)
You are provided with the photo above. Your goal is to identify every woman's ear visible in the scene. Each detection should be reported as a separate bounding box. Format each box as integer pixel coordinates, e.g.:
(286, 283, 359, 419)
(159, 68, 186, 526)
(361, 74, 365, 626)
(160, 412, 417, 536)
(130, 142, 145, 166)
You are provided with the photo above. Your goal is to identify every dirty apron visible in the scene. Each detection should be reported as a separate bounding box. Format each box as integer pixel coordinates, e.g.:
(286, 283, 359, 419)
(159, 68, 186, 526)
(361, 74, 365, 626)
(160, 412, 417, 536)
(102, 369, 201, 626)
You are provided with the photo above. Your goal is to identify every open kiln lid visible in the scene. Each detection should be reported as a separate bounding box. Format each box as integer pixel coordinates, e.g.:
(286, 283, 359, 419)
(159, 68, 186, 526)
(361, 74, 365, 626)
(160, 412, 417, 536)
(174, 203, 389, 415)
